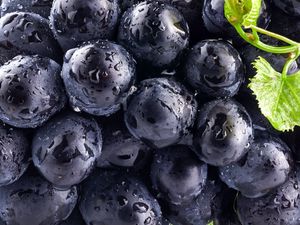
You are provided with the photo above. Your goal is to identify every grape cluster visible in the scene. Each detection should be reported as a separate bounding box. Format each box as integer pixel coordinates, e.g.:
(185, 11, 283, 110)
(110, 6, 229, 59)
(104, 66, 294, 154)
(0, 0, 298, 225)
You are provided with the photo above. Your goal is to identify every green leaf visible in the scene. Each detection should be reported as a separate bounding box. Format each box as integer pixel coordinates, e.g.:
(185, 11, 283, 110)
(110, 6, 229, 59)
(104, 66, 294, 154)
(224, 0, 262, 28)
(207, 221, 214, 225)
(249, 57, 300, 131)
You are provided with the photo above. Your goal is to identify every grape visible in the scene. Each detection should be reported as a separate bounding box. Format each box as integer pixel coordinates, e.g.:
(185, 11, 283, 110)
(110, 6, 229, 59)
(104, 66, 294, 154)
(119, 0, 207, 43)
(184, 39, 244, 98)
(150, 145, 208, 205)
(0, 170, 78, 225)
(80, 170, 162, 225)
(32, 111, 102, 189)
(237, 167, 300, 225)
(0, 12, 62, 65)
(219, 134, 293, 198)
(61, 40, 136, 116)
(193, 99, 253, 166)
(0, 55, 66, 128)
(0, 123, 30, 186)
(50, 0, 120, 52)
(118, 1, 189, 68)
(125, 77, 198, 149)
(1, 0, 53, 18)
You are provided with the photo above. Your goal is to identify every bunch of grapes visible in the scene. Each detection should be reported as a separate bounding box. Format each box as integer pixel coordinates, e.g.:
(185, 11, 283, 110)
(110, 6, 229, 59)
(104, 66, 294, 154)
(0, 0, 299, 225)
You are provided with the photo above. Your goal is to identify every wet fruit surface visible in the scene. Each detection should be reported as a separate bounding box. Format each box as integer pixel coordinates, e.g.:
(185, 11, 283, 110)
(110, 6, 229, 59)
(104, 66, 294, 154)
(61, 40, 136, 116)
(80, 170, 162, 225)
(184, 39, 244, 97)
(0, 123, 30, 186)
(0, 170, 78, 225)
(0, 12, 62, 64)
(0, 1, 299, 225)
(125, 77, 197, 149)
(219, 134, 293, 198)
(237, 168, 300, 225)
(50, 0, 120, 52)
(0, 55, 66, 128)
(118, 1, 190, 68)
(193, 99, 254, 166)
(32, 111, 102, 189)
(1, 0, 53, 18)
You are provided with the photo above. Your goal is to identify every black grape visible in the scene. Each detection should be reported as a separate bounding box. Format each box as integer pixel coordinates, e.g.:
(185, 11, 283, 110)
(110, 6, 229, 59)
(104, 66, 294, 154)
(32, 112, 102, 189)
(118, 1, 189, 68)
(237, 167, 300, 225)
(0, 55, 66, 128)
(80, 170, 162, 225)
(193, 99, 253, 166)
(1, 0, 53, 18)
(50, 0, 120, 52)
(0, 12, 62, 64)
(0, 170, 78, 225)
(61, 40, 136, 116)
(125, 78, 197, 149)
(220, 134, 293, 198)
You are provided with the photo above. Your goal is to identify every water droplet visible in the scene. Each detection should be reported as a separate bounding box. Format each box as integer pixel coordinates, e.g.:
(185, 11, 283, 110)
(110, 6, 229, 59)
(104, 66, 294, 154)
(17, 4, 23, 10)
(117, 196, 128, 206)
(133, 202, 149, 213)
(132, 189, 138, 197)
(89, 69, 102, 84)
(144, 217, 152, 225)
(28, 31, 42, 43)
(112, 86, 120, 96)
(6, 95, 14, 103)
(72, 106, 81, 112)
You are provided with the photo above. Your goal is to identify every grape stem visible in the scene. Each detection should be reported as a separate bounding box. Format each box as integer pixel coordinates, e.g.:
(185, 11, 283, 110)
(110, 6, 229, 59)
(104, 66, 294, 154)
(233, 23, 300, 76)
(250, 25, 299, 46)
(234, 25, 300, 54)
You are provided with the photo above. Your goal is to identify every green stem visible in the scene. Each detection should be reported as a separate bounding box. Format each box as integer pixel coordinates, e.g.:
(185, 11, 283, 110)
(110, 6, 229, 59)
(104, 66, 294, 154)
(235, 26, 298, 54)
(254, 41, 298, 54)
(250, 25, 299, 46)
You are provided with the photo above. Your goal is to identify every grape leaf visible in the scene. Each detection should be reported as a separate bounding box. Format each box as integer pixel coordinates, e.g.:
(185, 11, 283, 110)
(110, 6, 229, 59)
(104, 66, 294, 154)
(207, 221, 214, 225)
(224, 0, 262, 27)
(249, 57, 300, 131)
